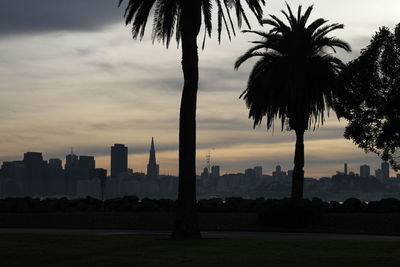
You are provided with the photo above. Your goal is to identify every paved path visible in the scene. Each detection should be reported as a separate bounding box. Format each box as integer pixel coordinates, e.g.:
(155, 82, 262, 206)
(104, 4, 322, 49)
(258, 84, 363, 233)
(1, 228, 400, 241)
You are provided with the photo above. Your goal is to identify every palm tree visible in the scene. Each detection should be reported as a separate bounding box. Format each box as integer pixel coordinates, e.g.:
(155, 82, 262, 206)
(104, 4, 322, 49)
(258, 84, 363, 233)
(118, 0, 266, 239)
(235, 4, 351, 200)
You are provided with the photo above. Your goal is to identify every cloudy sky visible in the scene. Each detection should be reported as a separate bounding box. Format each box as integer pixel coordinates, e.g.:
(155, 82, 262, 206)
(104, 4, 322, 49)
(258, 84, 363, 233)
(0, 0, 399, 177)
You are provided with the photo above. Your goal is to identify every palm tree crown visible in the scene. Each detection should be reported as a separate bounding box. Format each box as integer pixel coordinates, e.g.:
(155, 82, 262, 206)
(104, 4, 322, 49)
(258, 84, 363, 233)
(235, 4, 351, 131)
(119, 0, 265, 48)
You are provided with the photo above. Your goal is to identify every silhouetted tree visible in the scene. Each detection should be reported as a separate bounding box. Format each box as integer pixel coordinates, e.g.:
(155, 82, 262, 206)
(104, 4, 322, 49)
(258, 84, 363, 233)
(335, 24, 400, 171)
(235, 4, 350, 200)
(118, 0, 265, 239)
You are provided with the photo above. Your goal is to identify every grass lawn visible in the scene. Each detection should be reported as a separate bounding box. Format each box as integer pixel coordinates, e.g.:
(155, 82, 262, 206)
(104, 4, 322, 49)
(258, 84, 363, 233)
(0, 233, 399, 267)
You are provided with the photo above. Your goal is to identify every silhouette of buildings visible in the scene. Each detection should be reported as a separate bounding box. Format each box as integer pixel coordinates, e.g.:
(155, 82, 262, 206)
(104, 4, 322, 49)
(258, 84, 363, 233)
(254, 166, 262, 179)
(65, 150, 78, 169)
(23, 152, 46, 196)
(360, 164, 371, 178)
(382, 161, 390, 180)
(110, 144, 128, 196)
(1, 147, 400, 202)
(111, 144, 128, 179)
(78, 156, 95, 179)
(272, 165, 287, 180)
(375, 168, 383, 180)
(211, 165, 220, 178)
(147, 137, 159, 179)
(49, 158, 62, 169)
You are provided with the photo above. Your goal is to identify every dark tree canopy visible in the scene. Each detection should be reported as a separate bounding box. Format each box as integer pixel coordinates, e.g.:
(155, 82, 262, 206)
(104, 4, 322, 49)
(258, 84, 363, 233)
(335, 23, 400, 171)
(235, 4, 351, 132)
(118, 0, 265, 48)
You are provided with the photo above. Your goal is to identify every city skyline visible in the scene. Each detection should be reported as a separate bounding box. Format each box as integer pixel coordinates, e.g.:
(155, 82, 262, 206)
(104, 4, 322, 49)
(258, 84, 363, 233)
(1, 142, 395, 179)
(0, 0, 399, 177)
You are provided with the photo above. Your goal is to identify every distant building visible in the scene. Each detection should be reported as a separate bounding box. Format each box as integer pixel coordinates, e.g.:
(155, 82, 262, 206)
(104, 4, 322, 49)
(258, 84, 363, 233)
(381, 161, 390, 179)
(211, 165, 220, 178)
(344, 163, 348, 175)
(65, 151, 79, 196)
(64, 151, 95, 196)
(49, 158, 62, 170)
(147, 137, 159, 179)
(254, 166, 262, 178)
(273, 165, 287, 180)
(201, 167, 209, 179)
(375, 169, 383, 180)
(23, 152, 46, 196)
(47, 158, 65, 196)
(78, 156, 95, 179)
(245, 168, 255, 178)
(65, 152, 79, 169)
(111, 144, 128, 179)
(0, 161, 25, 196)
(360, 165, 370, 178)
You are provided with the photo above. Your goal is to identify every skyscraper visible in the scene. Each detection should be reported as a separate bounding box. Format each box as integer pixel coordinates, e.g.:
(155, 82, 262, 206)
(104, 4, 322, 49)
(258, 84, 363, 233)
(254, 166, 262, 178)
(375, 169, 383, 180)
(65, 151, 79, 196)
(49, 158, 62, 170)
(78, 156, 95, 179)
(23, 152, 45, 196)
(147, 137, 159, 179)
(111, 144, 128, 179)
(360, 165, 370, 178)
(211, 165, 220, 178)
(381, 161, 390, 180)
(65, 151, 78, 170)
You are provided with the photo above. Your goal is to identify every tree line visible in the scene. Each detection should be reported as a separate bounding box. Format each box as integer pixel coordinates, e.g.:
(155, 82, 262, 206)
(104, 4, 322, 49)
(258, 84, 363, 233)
(2, 196, 400, 214)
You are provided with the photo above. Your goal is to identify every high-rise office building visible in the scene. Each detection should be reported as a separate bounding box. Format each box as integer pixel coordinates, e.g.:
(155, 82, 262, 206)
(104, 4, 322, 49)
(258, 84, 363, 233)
(211, 165, 220, 178)
(273, 165, 286, 179)
(49, 158, 62, 170)
(381, 161, 390, 179)
(245, 168, 255, 178)
(47, 158, 64, 196)
(111, 144, 128, 179)
(360, 164, 370, 178)
(23, 152, 45, 196)
(78, 156, 95, 179)
(147, 138, 159, 179)
(254, 166, 262, 178)
(375, 169, 383, 180)
(65, 152, 78, 170)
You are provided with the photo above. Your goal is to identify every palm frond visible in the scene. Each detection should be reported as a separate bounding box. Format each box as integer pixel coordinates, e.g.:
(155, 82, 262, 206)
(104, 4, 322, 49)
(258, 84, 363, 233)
(119, 0, 266, 47)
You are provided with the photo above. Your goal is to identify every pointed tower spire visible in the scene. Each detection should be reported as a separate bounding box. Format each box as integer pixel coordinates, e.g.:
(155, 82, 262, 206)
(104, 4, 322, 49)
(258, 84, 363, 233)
(147, 137, 159, 179)
(150, 137, 155, 152)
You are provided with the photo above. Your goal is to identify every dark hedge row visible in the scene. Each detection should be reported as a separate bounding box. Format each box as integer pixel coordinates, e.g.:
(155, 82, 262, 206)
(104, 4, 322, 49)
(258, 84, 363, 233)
(1, 196, 400, 214)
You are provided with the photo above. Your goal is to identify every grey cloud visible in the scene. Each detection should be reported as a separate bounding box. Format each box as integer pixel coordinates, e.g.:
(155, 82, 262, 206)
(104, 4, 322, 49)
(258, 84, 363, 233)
(0, 0, 123, 37)
(199, 66, 249, 92)
(87, 118, 178, 132)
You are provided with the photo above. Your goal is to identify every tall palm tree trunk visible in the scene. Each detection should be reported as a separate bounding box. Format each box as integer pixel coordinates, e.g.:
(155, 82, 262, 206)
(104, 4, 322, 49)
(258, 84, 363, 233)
(172, 0, 202, 240)
(291, 129, 305, 200)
